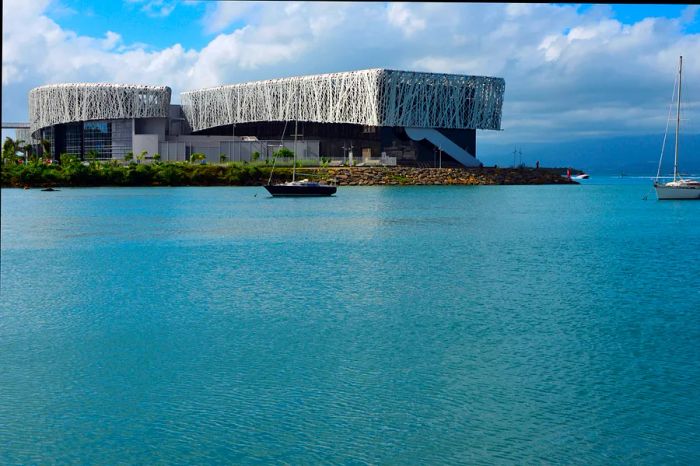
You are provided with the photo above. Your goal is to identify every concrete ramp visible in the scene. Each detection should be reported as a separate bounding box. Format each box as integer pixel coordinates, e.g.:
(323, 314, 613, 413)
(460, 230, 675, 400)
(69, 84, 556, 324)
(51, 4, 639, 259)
(405, 127, 481, 167)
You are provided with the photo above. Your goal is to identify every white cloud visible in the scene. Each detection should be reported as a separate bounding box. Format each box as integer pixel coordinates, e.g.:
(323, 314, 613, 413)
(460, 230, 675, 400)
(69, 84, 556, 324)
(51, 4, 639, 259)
(126, 0, 177, 18)
(101, 31, 122, 51)
(2, 1, 700, 145)
(201, 1, 259, 34)
(387, 3, 426, 37)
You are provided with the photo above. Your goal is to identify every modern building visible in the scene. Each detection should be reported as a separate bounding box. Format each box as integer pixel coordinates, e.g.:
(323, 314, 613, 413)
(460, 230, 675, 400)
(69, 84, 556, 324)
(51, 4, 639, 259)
(24, 69, 505, 168)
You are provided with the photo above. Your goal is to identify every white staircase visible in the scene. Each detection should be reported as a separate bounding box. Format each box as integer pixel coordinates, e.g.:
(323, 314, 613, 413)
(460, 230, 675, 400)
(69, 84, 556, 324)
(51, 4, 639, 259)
(404, 127, 481, 167)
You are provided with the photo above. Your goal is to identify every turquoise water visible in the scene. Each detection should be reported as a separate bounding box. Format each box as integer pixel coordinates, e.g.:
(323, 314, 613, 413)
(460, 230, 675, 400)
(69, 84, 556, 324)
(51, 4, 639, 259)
(1, 179, 699, 463)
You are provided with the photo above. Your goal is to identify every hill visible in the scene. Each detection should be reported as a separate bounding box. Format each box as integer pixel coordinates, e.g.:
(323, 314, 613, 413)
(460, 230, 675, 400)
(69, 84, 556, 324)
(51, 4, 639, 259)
(479, 134, 700, 176)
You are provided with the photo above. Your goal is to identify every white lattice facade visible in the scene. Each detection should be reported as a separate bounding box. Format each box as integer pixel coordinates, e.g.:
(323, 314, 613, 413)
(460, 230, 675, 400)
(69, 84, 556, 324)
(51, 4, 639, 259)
(25, 69, 505, 167)
(181, 69, 504, 132)
(29, 83, 171, 137)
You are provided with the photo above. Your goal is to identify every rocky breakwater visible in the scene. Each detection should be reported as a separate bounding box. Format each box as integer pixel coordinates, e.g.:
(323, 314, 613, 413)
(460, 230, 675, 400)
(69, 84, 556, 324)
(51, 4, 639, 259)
(307, 167, 578, 186)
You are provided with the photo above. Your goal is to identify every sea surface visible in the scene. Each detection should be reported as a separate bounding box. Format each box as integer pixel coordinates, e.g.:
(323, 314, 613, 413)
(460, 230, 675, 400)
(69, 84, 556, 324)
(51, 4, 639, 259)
(1, 177, 699, 464)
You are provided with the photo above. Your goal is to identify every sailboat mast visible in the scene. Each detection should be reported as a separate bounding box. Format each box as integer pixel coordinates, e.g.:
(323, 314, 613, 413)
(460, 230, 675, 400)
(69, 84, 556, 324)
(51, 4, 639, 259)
(674, 56, 682, 181)
(293, 119, 297, 182)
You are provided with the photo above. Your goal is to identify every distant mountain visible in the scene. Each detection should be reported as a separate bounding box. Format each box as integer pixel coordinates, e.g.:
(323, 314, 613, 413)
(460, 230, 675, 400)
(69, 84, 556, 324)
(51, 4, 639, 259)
(478, 134, 700, 176)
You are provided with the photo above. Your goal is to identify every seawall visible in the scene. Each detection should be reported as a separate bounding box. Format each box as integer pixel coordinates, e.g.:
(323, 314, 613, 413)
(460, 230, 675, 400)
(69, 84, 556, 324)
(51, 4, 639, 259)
(304, 167, 578, 186)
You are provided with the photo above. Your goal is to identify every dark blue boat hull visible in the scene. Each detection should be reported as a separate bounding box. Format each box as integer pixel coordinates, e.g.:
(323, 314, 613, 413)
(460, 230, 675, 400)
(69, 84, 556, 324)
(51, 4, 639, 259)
(264, 184, 337, 197)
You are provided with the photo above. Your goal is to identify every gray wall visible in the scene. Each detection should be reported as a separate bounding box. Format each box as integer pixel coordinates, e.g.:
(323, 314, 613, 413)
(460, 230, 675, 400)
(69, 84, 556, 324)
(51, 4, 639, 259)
(158, 136, 320, 163)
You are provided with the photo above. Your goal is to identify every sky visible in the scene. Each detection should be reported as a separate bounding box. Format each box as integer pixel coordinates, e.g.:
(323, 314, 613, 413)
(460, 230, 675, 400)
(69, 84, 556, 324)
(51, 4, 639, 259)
(2, 1, 700, 151)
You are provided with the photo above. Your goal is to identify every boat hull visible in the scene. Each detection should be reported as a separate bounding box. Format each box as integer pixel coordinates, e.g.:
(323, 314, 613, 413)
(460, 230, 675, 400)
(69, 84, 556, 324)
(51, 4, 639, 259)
(264, 184, 337, 197)
(654, 184, 700, 200)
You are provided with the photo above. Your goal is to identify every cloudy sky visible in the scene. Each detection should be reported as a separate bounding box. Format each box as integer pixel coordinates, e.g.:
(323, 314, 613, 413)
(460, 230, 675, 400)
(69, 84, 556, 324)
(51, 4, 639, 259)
(2, 1, 699, 148)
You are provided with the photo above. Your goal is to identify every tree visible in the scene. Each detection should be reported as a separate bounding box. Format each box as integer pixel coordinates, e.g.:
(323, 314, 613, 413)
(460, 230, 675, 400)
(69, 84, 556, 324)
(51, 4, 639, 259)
(219, 153, 227, 163)
(251, 151, 260, 162)
(153, 153, 161, 162)
(20, 142, 36, 162)
(137, 150, 148, 164)
(124, 152, 134, 163)
(2, 137, 19, 165)
(13, 139, 26, 162)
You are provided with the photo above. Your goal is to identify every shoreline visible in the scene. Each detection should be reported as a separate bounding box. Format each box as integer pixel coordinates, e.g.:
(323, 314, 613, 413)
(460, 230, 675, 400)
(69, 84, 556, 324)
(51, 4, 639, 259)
(1, 163, 579, 188)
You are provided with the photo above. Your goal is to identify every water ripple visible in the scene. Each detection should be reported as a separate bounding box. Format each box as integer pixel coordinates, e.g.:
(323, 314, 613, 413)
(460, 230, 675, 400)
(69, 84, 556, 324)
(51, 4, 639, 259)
(1, 183, 699, 463)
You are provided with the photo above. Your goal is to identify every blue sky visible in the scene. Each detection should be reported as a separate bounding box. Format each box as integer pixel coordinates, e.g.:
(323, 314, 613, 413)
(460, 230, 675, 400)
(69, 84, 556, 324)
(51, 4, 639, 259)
(3, 1, 699, 149)
(46, 1, 213, 50)
(46, 2, 700, 51)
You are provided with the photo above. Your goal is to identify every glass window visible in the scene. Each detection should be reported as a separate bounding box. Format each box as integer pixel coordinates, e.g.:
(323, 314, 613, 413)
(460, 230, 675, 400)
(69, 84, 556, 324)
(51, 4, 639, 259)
(65, 123, 82, 158)
(84, 121, 110, 159)
(40, 127, 54, 158)
(111, 120, 133, 160)
(81, 119, 133, 160)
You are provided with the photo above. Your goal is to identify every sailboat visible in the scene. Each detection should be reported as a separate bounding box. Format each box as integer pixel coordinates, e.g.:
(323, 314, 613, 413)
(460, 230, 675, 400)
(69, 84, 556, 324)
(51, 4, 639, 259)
(264, 117, 336, 197)
(653, 56, 700, 200)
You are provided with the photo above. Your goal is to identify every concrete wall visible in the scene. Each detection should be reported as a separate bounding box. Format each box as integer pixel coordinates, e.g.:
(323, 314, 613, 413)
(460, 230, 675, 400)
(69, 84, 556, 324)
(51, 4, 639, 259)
(158, 141, 187, 161)
(162, 134, 320, 163)
(133, 134, 159, 159)
(134, 118, 166, 139)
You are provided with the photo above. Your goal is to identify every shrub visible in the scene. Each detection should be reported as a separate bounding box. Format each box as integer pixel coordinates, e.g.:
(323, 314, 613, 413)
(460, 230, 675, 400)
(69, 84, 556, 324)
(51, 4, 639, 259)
(155, 163, 186, 185)
(190, 152, 206, 164)
(273, 147, 294, 159)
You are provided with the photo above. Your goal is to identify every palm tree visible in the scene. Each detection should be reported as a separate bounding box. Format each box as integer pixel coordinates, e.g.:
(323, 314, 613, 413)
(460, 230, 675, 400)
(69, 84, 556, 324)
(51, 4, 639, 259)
(137, 150, 148, 164)
(40, 139, 51, 160)
(13, 139, 28, 163)
(22, 142, 38, 163)
(2, 137, 19, 165)
(190, 152, 206, 164)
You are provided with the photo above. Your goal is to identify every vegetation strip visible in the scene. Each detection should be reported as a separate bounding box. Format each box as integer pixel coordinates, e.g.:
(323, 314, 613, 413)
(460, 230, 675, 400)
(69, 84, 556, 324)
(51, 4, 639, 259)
(2, 159, 578, 188)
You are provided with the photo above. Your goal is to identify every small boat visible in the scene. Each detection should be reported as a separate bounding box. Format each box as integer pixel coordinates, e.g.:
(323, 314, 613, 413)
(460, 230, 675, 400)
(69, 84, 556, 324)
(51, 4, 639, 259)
(265, 179, 336, 197)
(41, 187, 60, 191)
(653, 56, 700, 200)
(572, 173, 589, 180)
(264, 114, 337, 197)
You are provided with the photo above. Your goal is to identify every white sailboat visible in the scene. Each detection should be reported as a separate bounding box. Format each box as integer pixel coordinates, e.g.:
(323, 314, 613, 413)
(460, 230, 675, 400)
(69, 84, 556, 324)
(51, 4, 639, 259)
(654, 56, 700, 200)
